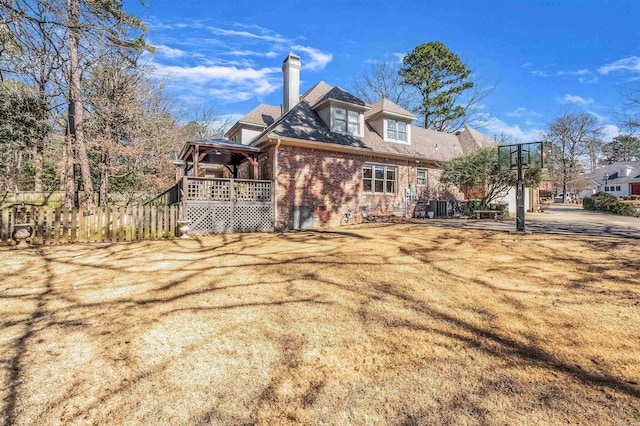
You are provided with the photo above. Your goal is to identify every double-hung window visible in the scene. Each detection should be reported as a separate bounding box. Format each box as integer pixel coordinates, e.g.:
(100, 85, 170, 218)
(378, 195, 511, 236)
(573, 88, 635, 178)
(363, 164, 397, 194)
(416, 168, 428, 186)
(333, 107, 360, 135)
(387, 119, 408, 142)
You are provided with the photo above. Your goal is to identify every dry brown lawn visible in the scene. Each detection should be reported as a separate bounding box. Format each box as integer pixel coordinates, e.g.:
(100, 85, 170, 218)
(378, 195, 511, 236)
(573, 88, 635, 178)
(1, 223, 639, 425)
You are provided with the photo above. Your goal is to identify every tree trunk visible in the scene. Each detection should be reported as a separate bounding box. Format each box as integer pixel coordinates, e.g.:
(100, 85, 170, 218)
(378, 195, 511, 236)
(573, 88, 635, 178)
(99, 151, 108, 207)
(68, 0, 95, 209)
(34, 142, 43, 191)
(64, 130, 76, 209)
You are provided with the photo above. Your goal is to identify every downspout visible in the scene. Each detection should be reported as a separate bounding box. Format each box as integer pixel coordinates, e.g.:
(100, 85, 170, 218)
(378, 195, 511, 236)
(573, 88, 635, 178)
(273, 139, 281, 231)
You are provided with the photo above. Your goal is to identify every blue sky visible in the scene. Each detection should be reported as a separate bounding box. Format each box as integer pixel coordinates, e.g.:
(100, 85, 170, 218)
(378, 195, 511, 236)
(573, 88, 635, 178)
(124, 0, 640, 142)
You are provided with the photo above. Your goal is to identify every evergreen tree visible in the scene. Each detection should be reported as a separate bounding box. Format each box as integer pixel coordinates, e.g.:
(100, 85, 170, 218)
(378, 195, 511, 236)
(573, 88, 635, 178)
(400, 41, 474, 132)
(601, 134, 640, 163)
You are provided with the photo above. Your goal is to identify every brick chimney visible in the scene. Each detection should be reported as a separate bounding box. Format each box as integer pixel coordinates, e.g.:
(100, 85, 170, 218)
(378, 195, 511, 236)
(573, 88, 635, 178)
(282, 53, 301, 114)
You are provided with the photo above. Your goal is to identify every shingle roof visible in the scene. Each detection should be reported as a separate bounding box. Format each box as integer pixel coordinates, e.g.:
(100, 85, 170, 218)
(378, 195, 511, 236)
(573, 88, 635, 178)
(456, 125, 497, 153)
(237, 104, 281, 127)
(259, 82, 492, 162)
(584, 161, 640, 185)
(312, 86, 368, 109)
(365, 98, 416, 120)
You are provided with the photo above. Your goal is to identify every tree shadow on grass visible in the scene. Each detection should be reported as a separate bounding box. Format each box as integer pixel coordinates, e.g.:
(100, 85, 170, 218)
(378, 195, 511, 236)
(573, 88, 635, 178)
(2, 225, 639, 424)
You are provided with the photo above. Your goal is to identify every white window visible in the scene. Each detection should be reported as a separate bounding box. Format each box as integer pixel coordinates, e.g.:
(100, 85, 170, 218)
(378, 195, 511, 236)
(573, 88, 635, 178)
(363, 164, 397, 194)
(387, 119, 408, 142)
(417, 168, 428, 186)
(333, 107, 360, 135)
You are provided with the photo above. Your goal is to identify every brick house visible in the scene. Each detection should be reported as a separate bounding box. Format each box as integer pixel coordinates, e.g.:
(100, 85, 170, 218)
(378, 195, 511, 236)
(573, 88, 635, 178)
(172, 53, 495, 232)
(227, 53, 494, 230)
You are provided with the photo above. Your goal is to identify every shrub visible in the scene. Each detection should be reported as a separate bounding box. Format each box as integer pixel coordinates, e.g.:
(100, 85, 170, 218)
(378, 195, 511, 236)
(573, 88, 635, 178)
(583, 192, 640, 217)
(488, 202, 510, 219)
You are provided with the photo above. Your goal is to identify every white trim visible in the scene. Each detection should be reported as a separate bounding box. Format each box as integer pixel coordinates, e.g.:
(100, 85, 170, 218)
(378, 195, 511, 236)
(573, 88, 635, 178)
(331, 105, 364, 137)
(383, 118, 410, 144)
(362, 163, 398, 195)
(416, 168, 428, 186)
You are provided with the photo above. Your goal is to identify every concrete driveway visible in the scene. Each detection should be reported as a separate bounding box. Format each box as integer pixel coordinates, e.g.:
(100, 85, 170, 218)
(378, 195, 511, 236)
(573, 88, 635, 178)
(424, 204, 640, 239)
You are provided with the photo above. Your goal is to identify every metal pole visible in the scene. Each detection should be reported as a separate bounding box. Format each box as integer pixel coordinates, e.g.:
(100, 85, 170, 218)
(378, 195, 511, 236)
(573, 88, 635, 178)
(516, 144, 525, 232)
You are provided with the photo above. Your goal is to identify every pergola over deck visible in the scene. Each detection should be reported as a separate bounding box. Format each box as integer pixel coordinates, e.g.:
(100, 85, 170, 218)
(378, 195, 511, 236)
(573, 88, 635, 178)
(151, 138, 274, 234)
(175, 138, 263, 179)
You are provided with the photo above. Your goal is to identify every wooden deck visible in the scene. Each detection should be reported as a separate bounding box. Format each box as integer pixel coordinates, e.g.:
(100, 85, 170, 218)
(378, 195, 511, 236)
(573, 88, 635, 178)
(151, 177, 275, 234)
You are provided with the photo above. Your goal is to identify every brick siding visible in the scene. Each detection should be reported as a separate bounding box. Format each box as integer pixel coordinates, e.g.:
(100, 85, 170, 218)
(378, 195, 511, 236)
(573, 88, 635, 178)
(272, 144, 441, 230)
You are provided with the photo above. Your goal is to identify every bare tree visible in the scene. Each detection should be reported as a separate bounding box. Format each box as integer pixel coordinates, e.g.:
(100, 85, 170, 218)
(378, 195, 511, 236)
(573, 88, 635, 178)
(584, 134, 604, 172)
(180, 103, 233, 141)
(84, 55, 186, 206)
(351, 61, 414, 110)
(2, 0, 150, 208)
(620, 87, 640, 131)
(543, 112, 602, 202)
(1, 1, 65, 191)
(64, 0, 149, 209)
(0, 81, 49, 191)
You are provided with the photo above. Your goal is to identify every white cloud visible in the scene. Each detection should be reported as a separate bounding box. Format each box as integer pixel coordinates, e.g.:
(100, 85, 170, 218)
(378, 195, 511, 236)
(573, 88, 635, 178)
(207, 89, 254, 102)
(601, 124, 620, 142)
(585, 112, 620, 142)
(145, 21, 331, 105)
(587, 110, 605, 122)
(598, 56, 640, 74)
(392, 52, 406, 63)
(557, 69, 590, 76)
(531, 70, 548, 77)
(221, 50, 281, 58)
(155, 45, 187, 58)
(206, 26, 287, 44)
(477, 116, 544, 142)
(154, 63, 281, 103)
(559, 94, 594, 105)
(155, 64, 280, 84)
(291, 45, 333, 71)
(506, 107, 543, 118)
(578, 75, 598, 84)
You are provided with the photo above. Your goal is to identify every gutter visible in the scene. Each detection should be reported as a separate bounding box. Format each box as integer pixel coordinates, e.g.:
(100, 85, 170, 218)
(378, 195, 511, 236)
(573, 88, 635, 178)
(257, 134, 442, 166)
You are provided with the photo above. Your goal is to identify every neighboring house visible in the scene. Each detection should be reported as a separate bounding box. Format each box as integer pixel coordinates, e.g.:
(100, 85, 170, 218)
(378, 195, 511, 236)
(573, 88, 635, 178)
(580, 161, 640, 198)
(174, 53, 495, 232)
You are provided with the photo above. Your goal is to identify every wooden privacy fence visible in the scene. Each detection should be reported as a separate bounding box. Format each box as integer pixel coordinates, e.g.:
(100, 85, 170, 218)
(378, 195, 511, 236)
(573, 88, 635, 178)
(0, 205, 179, 245)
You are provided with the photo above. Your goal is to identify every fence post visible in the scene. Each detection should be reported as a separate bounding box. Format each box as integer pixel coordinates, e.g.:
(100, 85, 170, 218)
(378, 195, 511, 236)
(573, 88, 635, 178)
(71, 208, 77, 243)
(1, 208, 8, 244)
(53, 207, 61, 244)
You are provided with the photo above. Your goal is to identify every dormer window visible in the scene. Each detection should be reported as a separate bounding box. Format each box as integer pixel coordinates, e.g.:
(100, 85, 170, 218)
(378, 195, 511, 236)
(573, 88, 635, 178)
(386, 119, 408, 142)
(333, 107, 361, 135)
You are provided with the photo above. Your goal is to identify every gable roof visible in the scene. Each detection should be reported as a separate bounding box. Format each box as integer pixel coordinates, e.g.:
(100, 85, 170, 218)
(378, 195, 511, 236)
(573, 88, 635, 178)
(225, 104, 281, 138)
(250, 82, 490, 163)
(312, 86, 369, 110)
(365, 98, 417, 121)
(456, 125, 497, 152)
(240, 104, 281, 127)
(584, 161, 640, 186)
